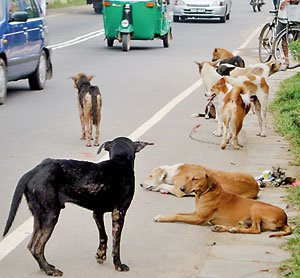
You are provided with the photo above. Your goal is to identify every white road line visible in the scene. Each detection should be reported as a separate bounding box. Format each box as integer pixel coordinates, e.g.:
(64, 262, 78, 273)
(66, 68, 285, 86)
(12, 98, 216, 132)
(0, 27, 260, 262)
(50, 29, 105, 50)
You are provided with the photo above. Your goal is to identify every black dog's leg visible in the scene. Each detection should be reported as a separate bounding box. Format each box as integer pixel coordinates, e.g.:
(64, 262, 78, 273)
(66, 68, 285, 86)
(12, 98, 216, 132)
(93, 211, 108, 264)
(28, 211, 62, 276)
(112, 208, 129, 272)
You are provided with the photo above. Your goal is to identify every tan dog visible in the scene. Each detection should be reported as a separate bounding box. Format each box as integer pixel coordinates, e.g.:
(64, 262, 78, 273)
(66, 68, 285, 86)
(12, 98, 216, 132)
(71, 73, 102, 147)
(212, 47, 234, 61)
(141, 163, 259, 199)
(230, 60, 282, 78)
(211, 78, 259, 150)
(154, 164, 292, 238)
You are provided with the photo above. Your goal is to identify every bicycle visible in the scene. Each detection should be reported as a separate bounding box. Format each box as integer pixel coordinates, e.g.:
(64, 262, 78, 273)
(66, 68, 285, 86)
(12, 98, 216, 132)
(272, 4, 300, 69)
(250, 0, 265, 12)
(258, 10, 278, 63)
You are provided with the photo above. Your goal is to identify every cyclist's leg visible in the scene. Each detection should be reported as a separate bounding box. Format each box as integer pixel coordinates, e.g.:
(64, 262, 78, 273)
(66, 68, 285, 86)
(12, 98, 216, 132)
(276, 22, 289, 66)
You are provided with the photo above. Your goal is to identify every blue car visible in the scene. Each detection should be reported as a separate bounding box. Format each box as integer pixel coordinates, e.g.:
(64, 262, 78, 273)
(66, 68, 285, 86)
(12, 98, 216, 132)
(0, 0, 52, 104)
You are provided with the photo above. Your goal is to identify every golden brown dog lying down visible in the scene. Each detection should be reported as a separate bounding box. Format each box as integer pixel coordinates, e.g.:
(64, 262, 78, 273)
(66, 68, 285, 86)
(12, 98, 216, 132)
(154, 165, 292, 237)
(141, 164, 259, 199)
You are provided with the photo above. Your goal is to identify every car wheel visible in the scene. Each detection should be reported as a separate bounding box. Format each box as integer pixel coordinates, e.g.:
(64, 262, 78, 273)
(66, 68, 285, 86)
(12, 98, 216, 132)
(220, 14, 226, 23)
(162, 33, 169, 48)
(173, 15, 180, 22)
(226, 12, 230, 20)
(28, 51, 47, 90)
(0, 58, 7, 105)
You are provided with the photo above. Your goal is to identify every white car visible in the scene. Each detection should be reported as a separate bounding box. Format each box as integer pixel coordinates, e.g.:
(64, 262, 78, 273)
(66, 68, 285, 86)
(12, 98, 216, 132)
(173, 0, 232, 23)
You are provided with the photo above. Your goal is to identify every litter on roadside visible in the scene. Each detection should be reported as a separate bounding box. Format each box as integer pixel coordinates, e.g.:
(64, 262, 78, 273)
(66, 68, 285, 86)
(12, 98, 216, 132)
(256, 167, 296, 187)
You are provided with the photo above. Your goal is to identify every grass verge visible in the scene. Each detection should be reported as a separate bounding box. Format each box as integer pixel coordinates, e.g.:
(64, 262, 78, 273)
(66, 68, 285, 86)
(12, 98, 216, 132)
(270, 72, 300, 276)
(48, 0, 86, 9)
(270, 72, 300, 165)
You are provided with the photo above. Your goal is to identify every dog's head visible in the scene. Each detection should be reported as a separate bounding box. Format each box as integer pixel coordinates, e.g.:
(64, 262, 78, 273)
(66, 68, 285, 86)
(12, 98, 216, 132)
(211, 77, 230, 95)
(212, 48, 222, 62)
(175, 165, 215, 196)
(267, 60, 282, 76)
(194, 61, 217, 74)
(97, 137, 153, 166)
(71, 73, 94, 90)
(140, 167, 167, 191)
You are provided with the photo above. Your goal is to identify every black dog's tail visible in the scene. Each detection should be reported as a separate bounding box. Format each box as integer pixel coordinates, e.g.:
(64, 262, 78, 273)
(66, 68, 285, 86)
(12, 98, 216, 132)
(3, 171, 32, 237)
(190, 113, 206, 118)
(90, 86, 100, 126)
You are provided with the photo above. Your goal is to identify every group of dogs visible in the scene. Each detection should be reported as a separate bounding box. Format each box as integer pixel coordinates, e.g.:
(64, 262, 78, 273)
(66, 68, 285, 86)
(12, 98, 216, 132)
(2, 49, 292, 276)
(194, 47, 282, 150)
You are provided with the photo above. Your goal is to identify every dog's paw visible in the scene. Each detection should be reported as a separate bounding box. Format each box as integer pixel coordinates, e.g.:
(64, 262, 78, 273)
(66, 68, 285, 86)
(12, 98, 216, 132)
(44, 266, 63, 276)
(213, 131, 222, 137)
(115, 263, 129, 272)
(190, 113, 199, 118)
(96, 251, 107, 264)
(154, 215, 162, 222)
(211, 225, 223, 232)
(159, 189, 169, 194)
(229, 228, 238, 233)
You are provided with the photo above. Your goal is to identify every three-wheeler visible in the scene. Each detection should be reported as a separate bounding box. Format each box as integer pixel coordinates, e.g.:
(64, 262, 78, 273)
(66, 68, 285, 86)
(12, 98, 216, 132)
(102, 0, 172, 51)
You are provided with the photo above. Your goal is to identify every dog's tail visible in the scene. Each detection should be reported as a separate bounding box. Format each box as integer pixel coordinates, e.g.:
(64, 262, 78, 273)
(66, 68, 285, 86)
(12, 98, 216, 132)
(3, 171, 31, 237)
(90, 86, 100, 125)
(269, 225, 293, 238)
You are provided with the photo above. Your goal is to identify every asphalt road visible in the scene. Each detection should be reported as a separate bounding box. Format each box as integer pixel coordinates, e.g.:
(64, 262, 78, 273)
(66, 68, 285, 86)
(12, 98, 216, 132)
(0, 1, 276, 277)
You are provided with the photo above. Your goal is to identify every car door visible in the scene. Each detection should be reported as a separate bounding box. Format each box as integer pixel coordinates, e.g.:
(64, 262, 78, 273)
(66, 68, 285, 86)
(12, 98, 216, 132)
(21, 0, 44, 75)
(5, 0, 29, 80)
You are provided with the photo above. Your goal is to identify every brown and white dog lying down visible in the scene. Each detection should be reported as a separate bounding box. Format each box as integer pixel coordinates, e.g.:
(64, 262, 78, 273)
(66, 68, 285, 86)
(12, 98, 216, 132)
(212, 47, 245, 68)
(154, 165, 292, 238)
(211, 78, 259, 150)
(71, 73, 102, 147)
(141, 163, 259, 199)
(196, 61, 269, 137)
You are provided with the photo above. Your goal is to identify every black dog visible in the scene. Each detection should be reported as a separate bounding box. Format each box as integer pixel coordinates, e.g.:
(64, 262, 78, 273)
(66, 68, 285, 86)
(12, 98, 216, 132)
(3, 137, 153, 276)
(217, 56, 246, 76)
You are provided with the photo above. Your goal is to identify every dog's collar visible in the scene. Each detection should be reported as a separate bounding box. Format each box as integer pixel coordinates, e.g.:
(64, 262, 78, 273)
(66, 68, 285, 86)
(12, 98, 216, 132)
(198, 183, 213, 197)
(207, 93, 216, 101)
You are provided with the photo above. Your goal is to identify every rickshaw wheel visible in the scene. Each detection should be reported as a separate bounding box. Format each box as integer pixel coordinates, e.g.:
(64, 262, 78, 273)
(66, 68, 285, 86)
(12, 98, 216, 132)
(163, 34, 169, 48)
(122, 34, 130, 52)
(107, 39, 114, 47)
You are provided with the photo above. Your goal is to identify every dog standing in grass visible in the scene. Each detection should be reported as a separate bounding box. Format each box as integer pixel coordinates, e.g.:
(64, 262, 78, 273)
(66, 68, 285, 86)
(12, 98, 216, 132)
(71, 73, 102, 147)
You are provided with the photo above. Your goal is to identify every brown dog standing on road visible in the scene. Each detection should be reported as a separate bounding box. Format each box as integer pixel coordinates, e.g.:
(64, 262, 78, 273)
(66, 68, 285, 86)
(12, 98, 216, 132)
(155, 165, 292, 238)
(71, 73, 102, 147)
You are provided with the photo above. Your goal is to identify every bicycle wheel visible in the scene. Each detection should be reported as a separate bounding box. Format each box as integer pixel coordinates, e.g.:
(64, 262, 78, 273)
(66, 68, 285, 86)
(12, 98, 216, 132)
(259, 23, 274, 63)
(273, 25, 300, 68)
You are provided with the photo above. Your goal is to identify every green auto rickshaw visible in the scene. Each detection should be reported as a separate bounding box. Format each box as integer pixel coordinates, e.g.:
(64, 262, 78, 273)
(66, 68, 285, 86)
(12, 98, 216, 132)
(102, 0, 172, 51)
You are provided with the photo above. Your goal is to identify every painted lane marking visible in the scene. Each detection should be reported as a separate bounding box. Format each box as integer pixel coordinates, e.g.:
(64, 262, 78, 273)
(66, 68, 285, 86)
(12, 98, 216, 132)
(0, 26, 262, 262)
(50, 29, 105, 50)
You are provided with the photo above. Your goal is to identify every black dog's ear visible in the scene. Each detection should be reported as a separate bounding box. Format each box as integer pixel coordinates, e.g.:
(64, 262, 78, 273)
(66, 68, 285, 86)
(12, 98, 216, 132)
(97, 141, 112, 154)
(134, 141, 154, 153)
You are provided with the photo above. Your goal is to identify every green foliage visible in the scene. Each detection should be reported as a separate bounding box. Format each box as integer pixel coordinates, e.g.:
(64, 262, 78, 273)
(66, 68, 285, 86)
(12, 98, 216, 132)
(270, 72, 300, 165)
(48, 0, 86, 9)
(281, 187, 300, 277)
(289, 40, 300, 62)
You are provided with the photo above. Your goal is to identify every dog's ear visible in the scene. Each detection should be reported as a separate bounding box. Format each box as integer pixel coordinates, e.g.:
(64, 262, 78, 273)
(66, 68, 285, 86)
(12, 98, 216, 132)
(158, 168, 167, 182)
(133, 141, 154, 153)
(87, 75, 94, 81)
(97, 141, 112, 154)
(206, 173, 215, 189)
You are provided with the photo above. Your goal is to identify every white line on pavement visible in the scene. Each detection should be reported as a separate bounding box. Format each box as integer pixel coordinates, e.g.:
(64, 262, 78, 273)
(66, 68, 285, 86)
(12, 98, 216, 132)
(49, 30, 105, 50)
